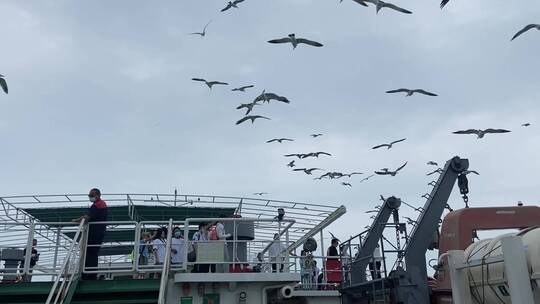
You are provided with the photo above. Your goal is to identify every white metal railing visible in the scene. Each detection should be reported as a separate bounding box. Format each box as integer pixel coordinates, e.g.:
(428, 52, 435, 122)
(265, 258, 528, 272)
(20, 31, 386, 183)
(1, 217, 352, 293)
(46, 219, 86, 304)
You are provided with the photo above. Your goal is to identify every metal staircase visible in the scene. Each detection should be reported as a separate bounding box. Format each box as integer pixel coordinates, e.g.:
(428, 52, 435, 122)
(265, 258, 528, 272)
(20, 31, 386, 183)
(46, 220, 86, 304)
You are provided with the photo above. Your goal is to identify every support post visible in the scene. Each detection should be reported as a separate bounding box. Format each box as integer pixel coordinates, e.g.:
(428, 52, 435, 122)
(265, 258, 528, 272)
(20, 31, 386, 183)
(501, 236, 534, 304)
(447, 250, 472, 304)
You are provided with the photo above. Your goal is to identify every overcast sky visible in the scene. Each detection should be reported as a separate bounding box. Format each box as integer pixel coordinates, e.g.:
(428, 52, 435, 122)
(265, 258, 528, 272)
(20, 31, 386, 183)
(0, 0, 539, 243)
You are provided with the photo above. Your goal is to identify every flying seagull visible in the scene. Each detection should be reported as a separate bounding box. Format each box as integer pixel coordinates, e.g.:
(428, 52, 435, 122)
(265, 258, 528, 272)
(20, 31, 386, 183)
(268, 34, 323, 49)
(293, 168, 324, 175)
(354, 0, 412, 14)
(511, 24, 540, 41)
(236, 115, 270, 125)
(287, 160, 296, 168)
(0, 74, 8, 94)
(236, 101, 260, 116)
(310, 134, 323, 138)
(344, 172, 363, 178)
(267, 138, 294, 144)
(452, 128, 511, 139)
(284, 153, 307, 159)
(318, 172, 344, 179)
(372, 138, 407, 150)
(427, 161, 438, 166)
(221, 0, 245, 12)
(190, 20, 212, 37)
(386, 88, 437, 97)
(522, 123, 531, 127)
(254, 90, 290, 103)
(232, 85, 255, 92)
(192, 78, 228, 89)
(301, 152, 332, 158)
(253, 192, 268, 196)
(375, 162, 408, 176)
(341, 182, 352, 187)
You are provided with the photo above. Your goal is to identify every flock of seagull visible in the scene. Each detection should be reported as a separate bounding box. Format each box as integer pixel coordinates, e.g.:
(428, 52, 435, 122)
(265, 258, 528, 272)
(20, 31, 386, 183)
(185, 0, 536, 192)
(1, 2, 534, 196)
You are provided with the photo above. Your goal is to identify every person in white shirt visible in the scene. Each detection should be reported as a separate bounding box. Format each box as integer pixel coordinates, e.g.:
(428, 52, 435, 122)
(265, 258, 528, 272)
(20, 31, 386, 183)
(171, 227, 185, 265)
(269, 233, 286, 272)
(192, 222, 209, 273)
(152, 228, 167, 265)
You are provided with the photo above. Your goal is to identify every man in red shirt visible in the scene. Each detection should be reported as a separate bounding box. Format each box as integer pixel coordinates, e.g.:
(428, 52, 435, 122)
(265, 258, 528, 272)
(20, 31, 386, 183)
(73, 188, 108, 280)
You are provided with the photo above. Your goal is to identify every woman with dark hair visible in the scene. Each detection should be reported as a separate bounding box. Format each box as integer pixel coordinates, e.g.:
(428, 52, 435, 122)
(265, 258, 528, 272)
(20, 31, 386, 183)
(152, 227, 168, 278)
(171, 227, 185, 266)
(192, 222, 209, 273)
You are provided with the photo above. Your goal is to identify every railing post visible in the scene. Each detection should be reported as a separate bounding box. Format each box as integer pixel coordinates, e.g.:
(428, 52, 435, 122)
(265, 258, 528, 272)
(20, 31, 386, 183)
(52, 227, 61, 281)
(183, 221, 190, 272)
(22, 221, 35, 279)
(233, 218, 237, 268)
(285, 230, 290, 273)
(132, 222, 141, 273)
(78, 222, 88, 277)
(158, 219, 174, 304)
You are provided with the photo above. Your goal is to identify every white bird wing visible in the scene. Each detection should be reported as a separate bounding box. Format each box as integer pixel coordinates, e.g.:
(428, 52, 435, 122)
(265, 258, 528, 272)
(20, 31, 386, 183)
(440, 0, 450, 8)
(266, 139, 278, 143)
(221, 3, 233, 12)
(268, 37, 292, 44)
(233, 0, 245, 4)
(386, 88, 410, 94)
(296, 38, 324, 47)
(511, 24, 539, 41)
(415, 89, 438, 96)
(208, 81, 228, 86)
(351, 0, 370, 6)
(453, 129, 479, 135)
(390, 138, 407, 145)
(191, 78, 207, 83)
(0, 77, 8, 94)
(380, 1, 412, 14)
(372, 144, 390, 149)
(203, 20, 212, 32)
(483, 128, 511, 134)
(396, 162, 408, 172)
(236, 116, 251, 125)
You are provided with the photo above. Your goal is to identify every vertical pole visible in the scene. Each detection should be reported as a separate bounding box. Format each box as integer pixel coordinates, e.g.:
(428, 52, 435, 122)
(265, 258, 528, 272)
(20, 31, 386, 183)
(132, 222, 141, 273)
(285, 230, 290, 273)
(447, 250, 472, 304)
(320, 229, 325, 283)
(183, 221, 189, 272)
(52, 227, 61, 280)
(233, 218, 237, 268)
(501, 236, 534, 304)
(23, 222, 35, 278)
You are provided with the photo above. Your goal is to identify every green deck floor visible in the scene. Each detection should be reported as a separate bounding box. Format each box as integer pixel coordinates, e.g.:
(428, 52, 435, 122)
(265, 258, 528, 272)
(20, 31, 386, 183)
(0, 279, 160, 304)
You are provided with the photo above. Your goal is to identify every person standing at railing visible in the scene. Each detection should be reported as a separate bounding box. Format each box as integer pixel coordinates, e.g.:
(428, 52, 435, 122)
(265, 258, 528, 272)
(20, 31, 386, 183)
(327, 238, 339, 260)
(136, 232, 152, 279)
(269, 233, 286, 273)
(170, 227, 185, 267)
(72, 188, 108, 280)
(192, 222, 209, 273)
(19, 238, 39, 282)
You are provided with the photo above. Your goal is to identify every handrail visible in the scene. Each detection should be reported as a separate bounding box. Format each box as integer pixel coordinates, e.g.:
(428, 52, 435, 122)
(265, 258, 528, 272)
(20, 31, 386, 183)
(157, 219, 174, 304)
(46, 219, 86, 304)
